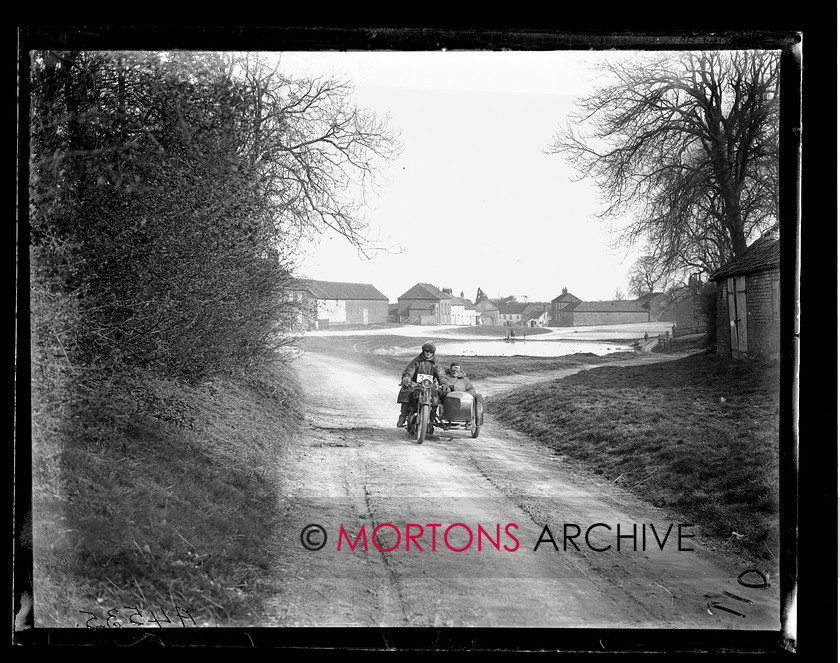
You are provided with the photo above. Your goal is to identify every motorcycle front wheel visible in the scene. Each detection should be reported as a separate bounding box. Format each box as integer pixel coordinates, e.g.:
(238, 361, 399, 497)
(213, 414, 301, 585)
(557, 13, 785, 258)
(416, 403, 430, 444)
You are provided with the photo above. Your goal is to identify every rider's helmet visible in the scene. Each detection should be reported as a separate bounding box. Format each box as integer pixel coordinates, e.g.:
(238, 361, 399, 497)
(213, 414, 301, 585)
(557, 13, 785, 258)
(421, 341, 436, 354)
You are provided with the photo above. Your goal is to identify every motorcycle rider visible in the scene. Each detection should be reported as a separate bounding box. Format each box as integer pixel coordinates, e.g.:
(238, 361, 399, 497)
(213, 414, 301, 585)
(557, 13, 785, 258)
(396, 341, 446, 428)
(442, 362, 485, 411)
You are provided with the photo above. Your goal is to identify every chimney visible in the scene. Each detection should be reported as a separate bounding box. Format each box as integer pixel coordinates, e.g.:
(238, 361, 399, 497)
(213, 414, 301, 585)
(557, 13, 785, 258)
(562, 287, 568, 295)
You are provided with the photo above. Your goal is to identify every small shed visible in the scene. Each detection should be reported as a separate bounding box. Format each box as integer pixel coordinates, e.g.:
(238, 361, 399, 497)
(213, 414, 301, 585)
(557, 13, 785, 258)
(708, 237, 781, 359)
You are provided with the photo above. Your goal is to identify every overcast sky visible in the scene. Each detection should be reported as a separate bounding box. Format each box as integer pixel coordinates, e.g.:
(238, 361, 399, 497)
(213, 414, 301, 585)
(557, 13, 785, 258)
(277, 50, 645, 304)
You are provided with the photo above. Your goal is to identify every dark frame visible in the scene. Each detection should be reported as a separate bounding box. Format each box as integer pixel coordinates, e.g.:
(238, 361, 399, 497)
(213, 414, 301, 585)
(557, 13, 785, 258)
(13, 19, 833, 656)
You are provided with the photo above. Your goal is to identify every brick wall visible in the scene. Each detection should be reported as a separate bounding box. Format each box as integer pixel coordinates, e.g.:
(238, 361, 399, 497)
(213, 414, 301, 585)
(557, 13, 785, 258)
(660, 291, 714, 336)
(550, 310, 575, 327)
(715, 284, 731, 356)
(571, 311, 650, 326)
(745, 268, 781, 357)
(326, 299, 388, 325)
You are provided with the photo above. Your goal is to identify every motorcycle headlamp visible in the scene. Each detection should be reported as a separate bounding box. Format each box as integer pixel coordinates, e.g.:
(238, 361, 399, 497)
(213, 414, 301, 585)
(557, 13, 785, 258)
(422, 379, 433, 388)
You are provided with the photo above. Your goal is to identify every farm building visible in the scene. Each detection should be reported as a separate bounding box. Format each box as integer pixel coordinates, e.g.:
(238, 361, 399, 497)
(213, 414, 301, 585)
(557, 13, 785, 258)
(709, 236, 781, 359)
(499, 303, 529, 326)
(474, 300, 500, 326)
(549, 287, 665, 326)
(397, 283, 452, 325)
(291, 279, 389, 329)
(450, 295, 478, 325)
(549, 288, 583, 326)
(521, 303, 550, 327)
(569, 299, 660, 326)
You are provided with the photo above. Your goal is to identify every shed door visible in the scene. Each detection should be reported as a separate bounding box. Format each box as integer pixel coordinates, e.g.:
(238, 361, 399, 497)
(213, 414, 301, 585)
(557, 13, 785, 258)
(726, 276, 748, 359)
(363, 308, 369, 325)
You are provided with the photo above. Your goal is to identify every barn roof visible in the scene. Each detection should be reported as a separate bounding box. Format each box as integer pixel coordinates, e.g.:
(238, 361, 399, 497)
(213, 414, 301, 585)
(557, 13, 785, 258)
(398, 283, 449, 300)
(299, 279, 388, 301)
(709, 237, 781, 280)
(499, 303, 529, 315)
(475, 300, 499, 311)
(451, 296, 476, 309)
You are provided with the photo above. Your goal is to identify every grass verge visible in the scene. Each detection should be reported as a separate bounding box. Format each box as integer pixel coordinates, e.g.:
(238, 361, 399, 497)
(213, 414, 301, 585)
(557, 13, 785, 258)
(32, 358, 302, 627)
(491, 349, 780, 564)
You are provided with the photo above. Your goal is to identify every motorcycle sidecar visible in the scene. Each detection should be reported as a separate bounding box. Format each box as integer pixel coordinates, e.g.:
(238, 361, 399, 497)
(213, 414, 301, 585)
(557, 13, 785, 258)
(441, 390, 483, 438)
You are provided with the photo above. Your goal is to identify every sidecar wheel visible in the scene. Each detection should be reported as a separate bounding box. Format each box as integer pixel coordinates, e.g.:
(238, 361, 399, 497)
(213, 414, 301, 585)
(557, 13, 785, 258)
(471, 400, 483, 438)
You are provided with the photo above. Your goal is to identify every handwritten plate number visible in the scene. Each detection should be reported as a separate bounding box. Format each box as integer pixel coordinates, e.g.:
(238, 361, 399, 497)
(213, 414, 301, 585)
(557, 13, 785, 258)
(79, 610, 104, 629)
(148, 607, 172, 628)
(124, 606, 144, 626)
(175, 605, 197, 627)
(106, 608, 122, 628)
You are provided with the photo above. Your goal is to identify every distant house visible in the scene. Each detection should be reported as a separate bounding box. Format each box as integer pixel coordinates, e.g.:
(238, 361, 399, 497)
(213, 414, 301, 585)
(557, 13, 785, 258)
(397, 283, 452, 325)
(291, 279, 389, 329)
(450, 295, 478, 326)
(474, 300, 500, 326)
(499, 303, 529, 326)
(549, 288, 583, 326)
(521, 303, 550, 327)
(709, 237, 780, 359)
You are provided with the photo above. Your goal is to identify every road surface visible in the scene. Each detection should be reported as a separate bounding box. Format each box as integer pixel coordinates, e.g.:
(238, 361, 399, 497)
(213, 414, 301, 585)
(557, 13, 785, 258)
(263, 347, 780, 629)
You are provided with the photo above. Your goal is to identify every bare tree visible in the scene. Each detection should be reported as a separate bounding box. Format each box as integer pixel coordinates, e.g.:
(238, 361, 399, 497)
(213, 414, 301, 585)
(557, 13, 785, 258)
(547, 50, 779, 276)
(627, 254, 676, 298)
(613, 288, 625, 301)
(231, 54, 402, 258)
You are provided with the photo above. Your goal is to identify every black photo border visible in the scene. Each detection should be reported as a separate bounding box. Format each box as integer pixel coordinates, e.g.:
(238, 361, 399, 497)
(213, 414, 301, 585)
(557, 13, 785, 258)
(12, 14, 836, 656)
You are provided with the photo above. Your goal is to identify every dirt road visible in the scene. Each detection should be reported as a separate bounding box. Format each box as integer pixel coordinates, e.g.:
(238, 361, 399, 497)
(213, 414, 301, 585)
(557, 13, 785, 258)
(264, 349, 780, 629)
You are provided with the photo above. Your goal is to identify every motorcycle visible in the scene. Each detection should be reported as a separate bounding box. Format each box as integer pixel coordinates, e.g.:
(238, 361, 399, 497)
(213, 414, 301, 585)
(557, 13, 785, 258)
(406, 374, 484, 444)
(405, 373, 439, 444)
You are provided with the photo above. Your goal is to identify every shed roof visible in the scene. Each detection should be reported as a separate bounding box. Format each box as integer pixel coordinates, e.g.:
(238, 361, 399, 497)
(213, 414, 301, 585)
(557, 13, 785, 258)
(709, 237, 781, 280)
(299, 279, 388, 301)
